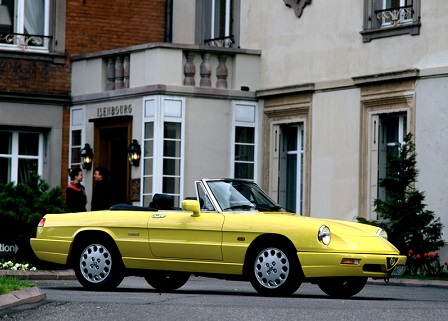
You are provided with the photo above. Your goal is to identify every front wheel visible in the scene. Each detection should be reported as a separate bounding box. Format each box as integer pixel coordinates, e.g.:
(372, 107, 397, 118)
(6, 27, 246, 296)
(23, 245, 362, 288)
(248, 245, 302, 296)
(73, 240, 124, 291)
(317, 277, 367, 298)
(145, 271, 190, 291)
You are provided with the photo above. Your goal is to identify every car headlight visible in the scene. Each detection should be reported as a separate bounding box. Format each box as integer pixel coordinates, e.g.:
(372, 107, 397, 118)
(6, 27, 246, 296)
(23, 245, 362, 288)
(376, 228, 388, 240)
(318, 225, 331, 245)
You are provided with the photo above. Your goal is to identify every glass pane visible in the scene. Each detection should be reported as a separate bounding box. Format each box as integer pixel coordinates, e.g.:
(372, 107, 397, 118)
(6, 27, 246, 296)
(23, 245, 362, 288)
(164, 122, 181, 139)
(145, 122, 154, 139)
(163, 176, 179, 194)
(72, 130, 81, 146)
(19, 133, 39, 156)
(18, 159, 38, 184)
(286, 126, 298, 151)
(0, 157, 11, 183)
(143, 176, 153, 194)
(0, 132, 12, 154)
(286, 154, 297, 211)
(234, 162, 254, 179)
(24, 0, 45, 35)
(143, 195, 152, 208)
(163, 158, 180, 175)
(144, 140, 153, 157)
(235, 127, 254, 144)
(144, 158, 153, 176)
(71, 147, 81, 163)
(163, 141, 181, 157)
(235, 145, 254, 162)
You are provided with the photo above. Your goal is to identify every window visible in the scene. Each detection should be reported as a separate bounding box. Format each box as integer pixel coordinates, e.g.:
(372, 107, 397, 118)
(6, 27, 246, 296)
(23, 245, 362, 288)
(0, 0, 51, 51)
(376, 113, 407, 203)
(275, 123, 304, 214)
(0, 129, 44, 184)
(196, 0, 240, 47)
(361, 0, 420, 42)
(361, 105, 411, 219)
(232, 102, 257, 180)
(142, 96, 185, 207)
(69, 108, 85, 171)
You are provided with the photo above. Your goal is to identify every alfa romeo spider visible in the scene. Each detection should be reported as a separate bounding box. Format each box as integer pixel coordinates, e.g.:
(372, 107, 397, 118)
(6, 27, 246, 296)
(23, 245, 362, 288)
(30, 178, 406, 297)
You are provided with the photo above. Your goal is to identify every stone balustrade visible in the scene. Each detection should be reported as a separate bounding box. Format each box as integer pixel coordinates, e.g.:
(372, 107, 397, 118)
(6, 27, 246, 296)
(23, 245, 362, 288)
(71, 43, 260, 96)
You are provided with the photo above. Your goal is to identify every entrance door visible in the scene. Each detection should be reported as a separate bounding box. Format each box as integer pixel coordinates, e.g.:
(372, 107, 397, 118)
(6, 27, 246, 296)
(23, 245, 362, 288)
(94, 120, 131, 204)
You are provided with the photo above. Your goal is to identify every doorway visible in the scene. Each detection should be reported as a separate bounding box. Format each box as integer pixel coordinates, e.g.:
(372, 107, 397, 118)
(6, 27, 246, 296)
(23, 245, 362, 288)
(94, 118, 131, 204)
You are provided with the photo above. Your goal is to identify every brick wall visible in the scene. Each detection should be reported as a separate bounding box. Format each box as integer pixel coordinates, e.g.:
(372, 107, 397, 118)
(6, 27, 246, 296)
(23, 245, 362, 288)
(0, 58, 70, 94)
(66, 0, 166, 55)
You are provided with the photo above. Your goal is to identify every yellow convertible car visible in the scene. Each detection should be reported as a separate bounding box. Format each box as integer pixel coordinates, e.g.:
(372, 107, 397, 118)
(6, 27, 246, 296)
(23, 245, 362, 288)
(31, 178, 406, 297)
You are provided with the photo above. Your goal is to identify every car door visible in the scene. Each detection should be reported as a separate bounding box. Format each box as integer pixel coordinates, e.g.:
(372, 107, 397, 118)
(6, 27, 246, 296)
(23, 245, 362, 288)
(148, 210, 224, 261)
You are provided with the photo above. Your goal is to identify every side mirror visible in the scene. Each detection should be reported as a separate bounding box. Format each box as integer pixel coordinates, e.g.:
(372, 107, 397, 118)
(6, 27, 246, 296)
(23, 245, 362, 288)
(182, 199, 201, 217)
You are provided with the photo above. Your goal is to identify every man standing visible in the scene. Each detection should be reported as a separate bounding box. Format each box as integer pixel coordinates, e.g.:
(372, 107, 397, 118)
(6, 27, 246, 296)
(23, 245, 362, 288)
(91, 166, 112, 211)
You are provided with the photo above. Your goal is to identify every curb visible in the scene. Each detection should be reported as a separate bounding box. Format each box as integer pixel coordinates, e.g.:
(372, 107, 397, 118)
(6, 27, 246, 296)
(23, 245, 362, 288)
(0, 287, 46, 310)
(0, 269, 76, 281)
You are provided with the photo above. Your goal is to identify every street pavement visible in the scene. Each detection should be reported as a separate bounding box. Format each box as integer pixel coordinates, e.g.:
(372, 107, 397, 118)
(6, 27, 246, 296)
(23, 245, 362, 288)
(1, 269, 447, 310)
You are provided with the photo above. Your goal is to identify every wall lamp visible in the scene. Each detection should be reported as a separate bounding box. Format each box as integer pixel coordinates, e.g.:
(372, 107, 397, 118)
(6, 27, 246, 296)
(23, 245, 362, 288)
(127, 139, 141, 167)
(80, 143, 93, 170)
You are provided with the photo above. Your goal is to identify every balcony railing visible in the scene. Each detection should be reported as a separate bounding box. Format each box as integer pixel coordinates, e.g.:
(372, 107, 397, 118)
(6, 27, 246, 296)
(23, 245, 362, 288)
(71, 43, 260, 97)
(0, 32, 52, 48)
(375, 5, 414, 27)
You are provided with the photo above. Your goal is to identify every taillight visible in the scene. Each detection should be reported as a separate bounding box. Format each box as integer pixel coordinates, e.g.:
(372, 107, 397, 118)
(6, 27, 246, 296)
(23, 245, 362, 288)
(38, 218, 46, 227)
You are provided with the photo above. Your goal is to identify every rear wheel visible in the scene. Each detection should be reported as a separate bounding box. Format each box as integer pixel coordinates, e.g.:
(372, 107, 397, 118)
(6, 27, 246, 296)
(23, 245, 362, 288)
(248, 244, 302, 296)
(145, 271, 190, 291)
(317, 277, 367, 298)
(73, 239, 124, 291)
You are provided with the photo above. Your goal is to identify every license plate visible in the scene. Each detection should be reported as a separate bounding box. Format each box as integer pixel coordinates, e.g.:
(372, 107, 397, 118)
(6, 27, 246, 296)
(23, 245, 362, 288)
(391, 265, 407, 276)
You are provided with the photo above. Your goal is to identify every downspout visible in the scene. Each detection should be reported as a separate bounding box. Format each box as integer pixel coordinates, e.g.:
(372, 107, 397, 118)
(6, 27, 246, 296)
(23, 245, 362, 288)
(165, 0, 173, 43)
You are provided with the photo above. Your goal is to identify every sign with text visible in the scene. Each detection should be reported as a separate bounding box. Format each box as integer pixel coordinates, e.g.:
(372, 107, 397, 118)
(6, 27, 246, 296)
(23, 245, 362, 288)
(0, 243, 19, 256)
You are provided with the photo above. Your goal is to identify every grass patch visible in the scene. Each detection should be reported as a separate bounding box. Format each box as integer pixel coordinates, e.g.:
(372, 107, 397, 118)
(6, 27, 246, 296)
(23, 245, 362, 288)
(0, 275, 35, 295)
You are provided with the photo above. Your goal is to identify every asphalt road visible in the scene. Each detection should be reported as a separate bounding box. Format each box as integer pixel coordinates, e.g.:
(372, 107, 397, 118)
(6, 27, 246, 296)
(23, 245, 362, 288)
(2, 276, 448, 321)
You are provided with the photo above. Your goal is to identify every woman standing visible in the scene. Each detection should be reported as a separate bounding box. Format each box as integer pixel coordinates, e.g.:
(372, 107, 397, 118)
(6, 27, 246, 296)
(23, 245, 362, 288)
(66, 168, 87, 212)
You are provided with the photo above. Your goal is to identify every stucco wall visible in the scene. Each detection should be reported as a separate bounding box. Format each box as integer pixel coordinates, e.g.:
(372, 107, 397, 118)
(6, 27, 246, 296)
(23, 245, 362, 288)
(310, 89, 361, 221)
(415, 74, 448, 241)
(240, 1, 446, 88)
(183, 97, 232, 197)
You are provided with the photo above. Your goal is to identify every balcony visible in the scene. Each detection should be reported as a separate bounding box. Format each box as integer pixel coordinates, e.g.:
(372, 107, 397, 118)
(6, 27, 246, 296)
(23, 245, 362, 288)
(71, 43, 261, 103)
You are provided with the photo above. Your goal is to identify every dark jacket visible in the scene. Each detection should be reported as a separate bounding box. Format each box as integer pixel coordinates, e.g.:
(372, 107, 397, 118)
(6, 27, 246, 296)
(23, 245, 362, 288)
(91, 180, 112, 211)
(66, 183, 87, 212)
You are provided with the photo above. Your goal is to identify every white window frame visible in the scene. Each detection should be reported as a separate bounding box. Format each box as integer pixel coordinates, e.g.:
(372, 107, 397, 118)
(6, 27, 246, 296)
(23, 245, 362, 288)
(0, 0, 51, 52)
(367, 109, 410, 219)
(69, 107, 85, 174)
(0, 129, 44, 184)
(231, 101, 258, 181)
(142, 95, 185, 207)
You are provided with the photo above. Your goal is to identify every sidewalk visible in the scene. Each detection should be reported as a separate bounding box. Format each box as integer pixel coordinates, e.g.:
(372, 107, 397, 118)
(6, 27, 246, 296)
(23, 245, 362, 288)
(1, 270, 448, 310)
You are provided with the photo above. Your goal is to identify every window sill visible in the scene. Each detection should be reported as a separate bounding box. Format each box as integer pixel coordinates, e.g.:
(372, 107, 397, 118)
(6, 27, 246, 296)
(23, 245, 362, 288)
(0, 49, 66, 64)
(360, 22, 421, 43)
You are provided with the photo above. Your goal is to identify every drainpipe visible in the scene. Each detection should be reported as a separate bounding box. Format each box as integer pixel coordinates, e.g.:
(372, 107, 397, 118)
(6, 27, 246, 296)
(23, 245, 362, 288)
(165, 0, 173, 43)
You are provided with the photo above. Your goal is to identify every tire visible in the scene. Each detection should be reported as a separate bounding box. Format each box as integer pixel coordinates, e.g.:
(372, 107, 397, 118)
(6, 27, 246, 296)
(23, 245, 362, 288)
(317, 277, 367, 298)
(248, 244, 302, 296)
(73, 239, 124, 291)
(144, 271, 190, 291)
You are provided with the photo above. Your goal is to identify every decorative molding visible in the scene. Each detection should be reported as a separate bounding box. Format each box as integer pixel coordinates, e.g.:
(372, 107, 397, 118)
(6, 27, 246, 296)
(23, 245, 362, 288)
(284, 0, 312, 18)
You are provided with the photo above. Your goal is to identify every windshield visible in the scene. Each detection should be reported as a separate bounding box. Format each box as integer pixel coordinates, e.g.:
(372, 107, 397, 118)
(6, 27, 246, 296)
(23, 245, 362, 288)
(207, 180, 285, 212)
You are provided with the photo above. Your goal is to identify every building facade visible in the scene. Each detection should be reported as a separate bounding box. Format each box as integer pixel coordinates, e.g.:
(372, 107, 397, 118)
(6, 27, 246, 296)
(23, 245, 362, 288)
(2, 1, 446, 254)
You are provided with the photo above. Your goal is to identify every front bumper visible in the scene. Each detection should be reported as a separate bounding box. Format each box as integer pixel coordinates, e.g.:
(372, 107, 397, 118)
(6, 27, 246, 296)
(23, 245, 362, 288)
(298, 252, 407, 278)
